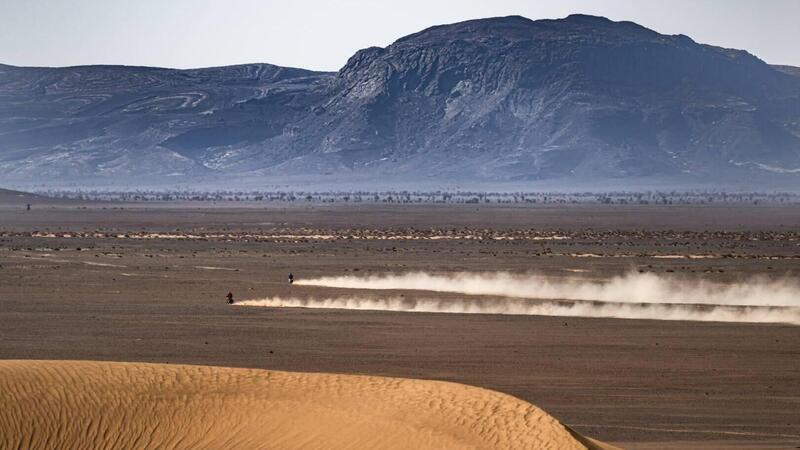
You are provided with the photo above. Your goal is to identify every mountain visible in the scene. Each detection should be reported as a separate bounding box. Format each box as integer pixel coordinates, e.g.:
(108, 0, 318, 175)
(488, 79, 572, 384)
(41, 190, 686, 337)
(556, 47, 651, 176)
(2, 14, 800, 189)
(0, 187, 55, 205)
(773, 65, 800, 78)
(0, 63, 332, 181)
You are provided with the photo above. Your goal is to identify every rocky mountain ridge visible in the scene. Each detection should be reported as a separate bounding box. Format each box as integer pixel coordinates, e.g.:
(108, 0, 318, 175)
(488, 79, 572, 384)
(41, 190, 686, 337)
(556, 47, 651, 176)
(1, 14, 799, 188)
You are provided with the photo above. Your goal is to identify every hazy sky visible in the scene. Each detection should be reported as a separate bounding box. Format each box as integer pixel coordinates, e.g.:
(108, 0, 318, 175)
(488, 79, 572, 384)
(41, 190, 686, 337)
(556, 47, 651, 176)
(2, 0, 798, 71)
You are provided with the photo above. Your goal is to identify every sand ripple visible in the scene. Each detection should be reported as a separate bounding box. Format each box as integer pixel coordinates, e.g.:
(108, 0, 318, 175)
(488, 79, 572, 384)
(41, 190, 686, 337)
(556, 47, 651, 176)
(0, 360, 608, 450)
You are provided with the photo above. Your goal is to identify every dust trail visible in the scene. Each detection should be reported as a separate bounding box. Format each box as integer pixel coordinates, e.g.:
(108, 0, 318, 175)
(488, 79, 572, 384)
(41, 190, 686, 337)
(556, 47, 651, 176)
(237, 296, 800, 325)
(296, 272, 800, 307)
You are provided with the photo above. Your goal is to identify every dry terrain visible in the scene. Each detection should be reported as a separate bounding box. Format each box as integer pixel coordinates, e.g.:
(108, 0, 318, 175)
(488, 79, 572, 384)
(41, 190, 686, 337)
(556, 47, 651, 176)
(1, 360, 612, 450)
(1, 199, 799, 449)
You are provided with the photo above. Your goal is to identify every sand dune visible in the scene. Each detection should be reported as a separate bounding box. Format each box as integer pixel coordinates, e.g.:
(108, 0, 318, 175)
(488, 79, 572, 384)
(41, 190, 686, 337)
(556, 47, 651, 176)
(0, 360, 613, 450)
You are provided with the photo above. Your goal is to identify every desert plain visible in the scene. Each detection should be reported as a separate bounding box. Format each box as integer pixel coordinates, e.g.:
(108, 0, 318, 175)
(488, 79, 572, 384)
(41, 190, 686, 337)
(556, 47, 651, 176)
(1, 192, 799, 449)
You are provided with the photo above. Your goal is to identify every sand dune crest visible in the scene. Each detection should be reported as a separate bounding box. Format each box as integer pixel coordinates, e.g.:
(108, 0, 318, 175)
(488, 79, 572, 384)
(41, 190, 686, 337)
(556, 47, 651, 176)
(0, 360, 612, 450)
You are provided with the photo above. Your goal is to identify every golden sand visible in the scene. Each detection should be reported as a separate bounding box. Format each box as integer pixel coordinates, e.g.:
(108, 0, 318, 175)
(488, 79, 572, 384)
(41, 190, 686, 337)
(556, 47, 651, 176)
(0, 360, 615, 449)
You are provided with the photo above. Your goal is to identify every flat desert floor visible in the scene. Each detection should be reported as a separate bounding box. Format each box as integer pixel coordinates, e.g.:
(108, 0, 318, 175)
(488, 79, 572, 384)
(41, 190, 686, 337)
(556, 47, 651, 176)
(1, 200, 799, 449)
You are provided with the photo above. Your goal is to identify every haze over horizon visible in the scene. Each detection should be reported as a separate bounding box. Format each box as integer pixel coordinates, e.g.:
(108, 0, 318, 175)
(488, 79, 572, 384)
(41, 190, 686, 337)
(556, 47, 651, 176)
(2, 0, 799, 71)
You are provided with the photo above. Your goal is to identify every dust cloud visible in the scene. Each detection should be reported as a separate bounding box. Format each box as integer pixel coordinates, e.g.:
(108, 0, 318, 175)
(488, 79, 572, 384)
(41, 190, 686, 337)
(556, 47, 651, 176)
(237, 271, 800, 324)
(238, 296, 800, 325)
(296, 271, 800, 307)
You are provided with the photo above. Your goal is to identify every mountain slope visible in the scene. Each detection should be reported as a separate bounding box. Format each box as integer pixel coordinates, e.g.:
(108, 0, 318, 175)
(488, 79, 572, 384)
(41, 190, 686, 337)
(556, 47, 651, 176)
(292, 14, 800, 181)
(0, 188, 45, 204)
(0, 63, 333, 179)
(773, 65, 800, 78)
(1, 15, 799, 187)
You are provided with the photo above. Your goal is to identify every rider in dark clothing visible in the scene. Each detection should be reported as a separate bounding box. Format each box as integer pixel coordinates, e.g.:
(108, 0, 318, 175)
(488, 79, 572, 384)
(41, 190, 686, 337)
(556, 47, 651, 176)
(288, 273, 294, 284)
(226, 292, 234, 304)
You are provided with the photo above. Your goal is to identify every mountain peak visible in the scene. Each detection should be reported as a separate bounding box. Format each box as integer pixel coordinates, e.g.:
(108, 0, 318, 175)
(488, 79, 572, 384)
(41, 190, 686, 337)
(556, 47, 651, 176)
(2, 16, 799, 188)
(389, 13, 668, 50)
(393, 15, 537, 46)
(564, 13, 613, 23)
